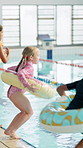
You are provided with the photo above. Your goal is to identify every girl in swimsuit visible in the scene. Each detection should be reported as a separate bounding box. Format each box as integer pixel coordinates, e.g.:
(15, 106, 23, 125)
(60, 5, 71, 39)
(4, 46, 40, 139)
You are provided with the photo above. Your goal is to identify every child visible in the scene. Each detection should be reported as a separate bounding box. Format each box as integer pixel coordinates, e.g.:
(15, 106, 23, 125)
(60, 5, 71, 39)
(4, 46, 40, 139)
(0, 25, 10, 128)
(0, 24, 10, 63)
(57, 78, 83, 109)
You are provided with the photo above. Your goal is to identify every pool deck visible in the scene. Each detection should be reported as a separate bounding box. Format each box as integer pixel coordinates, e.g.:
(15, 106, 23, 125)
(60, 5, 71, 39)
(0, 127, 36, 148)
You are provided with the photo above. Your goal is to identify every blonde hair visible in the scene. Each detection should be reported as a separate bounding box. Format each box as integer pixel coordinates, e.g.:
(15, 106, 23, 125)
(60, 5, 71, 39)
(16, 46, 39, 72)
(22, 46, 38, 57)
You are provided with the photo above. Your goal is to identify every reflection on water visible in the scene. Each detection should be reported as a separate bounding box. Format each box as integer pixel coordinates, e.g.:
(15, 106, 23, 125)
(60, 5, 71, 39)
(0, 97, 8, 106)
(38, 60, 83, 84)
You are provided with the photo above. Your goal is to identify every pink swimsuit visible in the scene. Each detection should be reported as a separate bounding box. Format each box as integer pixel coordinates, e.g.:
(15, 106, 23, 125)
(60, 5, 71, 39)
(7, 61, 34, 98)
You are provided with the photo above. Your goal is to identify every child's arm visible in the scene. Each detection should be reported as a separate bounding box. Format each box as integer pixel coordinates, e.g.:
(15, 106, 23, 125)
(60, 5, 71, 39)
(17, 70, 29, 87)
(5, 47, 10, 61)
(17, 66, 36, 92)
(0, 42, 10, 63)
(17, 65, 33, 87)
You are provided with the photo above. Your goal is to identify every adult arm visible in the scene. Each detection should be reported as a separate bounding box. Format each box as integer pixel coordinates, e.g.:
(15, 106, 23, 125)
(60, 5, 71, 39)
(57, 85, 68, 96)
(57, 80, 79, 96)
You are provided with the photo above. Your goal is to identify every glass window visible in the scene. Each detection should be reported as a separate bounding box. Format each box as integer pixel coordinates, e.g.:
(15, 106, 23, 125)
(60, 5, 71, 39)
(20, 5, 37, 46)
(57, 6, 72, 45)
(72, 5, 83, 44)
(2, 5, 20, 46)
(38, 5, 56, 39)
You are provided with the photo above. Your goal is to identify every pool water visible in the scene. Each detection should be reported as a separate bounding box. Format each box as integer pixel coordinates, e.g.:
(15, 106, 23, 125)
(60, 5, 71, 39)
(0, 49, 83, 148)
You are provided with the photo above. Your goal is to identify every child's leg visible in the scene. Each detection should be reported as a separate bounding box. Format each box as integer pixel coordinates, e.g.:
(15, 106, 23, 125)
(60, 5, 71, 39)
(4, 91, 33, 139)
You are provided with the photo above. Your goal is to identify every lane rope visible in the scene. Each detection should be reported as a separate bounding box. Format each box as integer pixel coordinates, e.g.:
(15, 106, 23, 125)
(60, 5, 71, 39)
(39, 59, 83, 68)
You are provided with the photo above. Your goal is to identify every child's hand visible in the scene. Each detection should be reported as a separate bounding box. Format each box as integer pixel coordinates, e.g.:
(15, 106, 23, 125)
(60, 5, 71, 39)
(5, 47, 10, 55)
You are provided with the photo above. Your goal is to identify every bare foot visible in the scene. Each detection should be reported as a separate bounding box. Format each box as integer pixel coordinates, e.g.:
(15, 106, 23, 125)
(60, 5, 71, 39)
(4, 130, 20, 139)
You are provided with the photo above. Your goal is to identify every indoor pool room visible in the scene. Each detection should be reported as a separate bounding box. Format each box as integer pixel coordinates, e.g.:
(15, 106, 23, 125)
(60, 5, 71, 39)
(0, 1, 83, 148)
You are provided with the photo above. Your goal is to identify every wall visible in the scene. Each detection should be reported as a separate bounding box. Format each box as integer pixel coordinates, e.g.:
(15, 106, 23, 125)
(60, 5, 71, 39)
(0, 0, 83, 5)
(0, 0, 83, 27)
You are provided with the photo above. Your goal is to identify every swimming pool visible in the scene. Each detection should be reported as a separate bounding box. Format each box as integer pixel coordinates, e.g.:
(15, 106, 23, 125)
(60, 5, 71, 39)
(0, 49, 83, 148)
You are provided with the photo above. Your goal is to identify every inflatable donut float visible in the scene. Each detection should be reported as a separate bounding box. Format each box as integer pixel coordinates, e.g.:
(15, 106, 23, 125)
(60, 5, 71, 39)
(39, 96, 83, 133)
(0, 68, 56, 99)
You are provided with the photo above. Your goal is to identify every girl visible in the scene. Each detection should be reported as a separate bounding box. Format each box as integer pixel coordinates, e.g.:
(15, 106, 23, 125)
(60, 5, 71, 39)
(0, 25, 10, 63)
(0, 25, 10, 128)
(4, 46, 40, 139)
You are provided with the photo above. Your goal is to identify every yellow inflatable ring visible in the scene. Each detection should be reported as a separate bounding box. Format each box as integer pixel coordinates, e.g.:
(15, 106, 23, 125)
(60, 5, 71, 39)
(39, 96, 83, 133)
(1, 68, 56, 99)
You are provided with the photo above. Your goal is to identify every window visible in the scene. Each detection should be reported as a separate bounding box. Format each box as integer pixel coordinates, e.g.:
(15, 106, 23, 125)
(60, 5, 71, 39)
(72, 5, 83, 44)
(37, 5, 56, 40)
(20, 5, 37, 46)
(57, 6, 72, 45)
(2, 5, 20, 46)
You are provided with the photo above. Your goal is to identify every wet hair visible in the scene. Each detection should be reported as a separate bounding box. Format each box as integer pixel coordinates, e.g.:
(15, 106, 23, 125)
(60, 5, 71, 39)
(0, 25, 3, 31)
(15, 46, 39, 72)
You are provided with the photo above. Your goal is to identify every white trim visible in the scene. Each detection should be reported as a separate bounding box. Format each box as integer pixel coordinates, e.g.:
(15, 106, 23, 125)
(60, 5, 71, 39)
(40, 123, 83, 133)
(1, 0, 83, 5)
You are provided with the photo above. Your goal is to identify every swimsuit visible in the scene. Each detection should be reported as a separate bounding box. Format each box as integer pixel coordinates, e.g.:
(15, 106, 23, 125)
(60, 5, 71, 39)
(7, 61, 34, 98)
